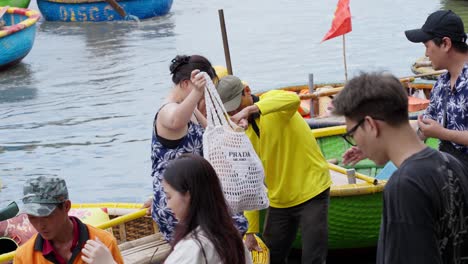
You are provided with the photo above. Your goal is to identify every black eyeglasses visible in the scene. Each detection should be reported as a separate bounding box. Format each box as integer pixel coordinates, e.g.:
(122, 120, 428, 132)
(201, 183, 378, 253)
(342, 117, 384, 146)
(342, 119, 365, 146)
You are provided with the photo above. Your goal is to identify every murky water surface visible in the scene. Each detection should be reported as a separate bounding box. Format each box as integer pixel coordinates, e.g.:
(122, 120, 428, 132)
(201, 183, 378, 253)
(1, 0, 468, 205)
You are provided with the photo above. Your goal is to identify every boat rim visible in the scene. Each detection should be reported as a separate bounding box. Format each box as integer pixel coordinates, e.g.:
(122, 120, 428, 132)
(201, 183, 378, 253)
(313, 125, 387, 196)
(39, 0, 140, 4)
(0, 7, 40, 38)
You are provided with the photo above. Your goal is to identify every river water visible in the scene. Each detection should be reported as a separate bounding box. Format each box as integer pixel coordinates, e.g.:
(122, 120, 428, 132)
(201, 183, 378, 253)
(1, 0, 468, 206)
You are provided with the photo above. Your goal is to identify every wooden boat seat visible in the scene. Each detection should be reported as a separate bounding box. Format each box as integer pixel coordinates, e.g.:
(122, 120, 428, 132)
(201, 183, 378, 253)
(119, 233, 171, 264)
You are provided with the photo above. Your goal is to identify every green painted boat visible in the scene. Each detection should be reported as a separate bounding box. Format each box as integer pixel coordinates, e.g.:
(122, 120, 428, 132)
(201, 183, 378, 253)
(0, 0, 30, 8)
(259, 126, 439, 249)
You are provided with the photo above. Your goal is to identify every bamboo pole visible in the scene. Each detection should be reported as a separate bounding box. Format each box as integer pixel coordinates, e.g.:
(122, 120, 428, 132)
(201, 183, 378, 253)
(0, 252, 14, 263)
(0, 6, 8, 18)
(298, 71, 440, 100)
(342, 35, 348, 82)
(96, 209, 147, 230)
(328, 163, 379, 185)
(398, 69, 446, 82)
(218, 9, 233, 75)
(299, 87, 343, 100)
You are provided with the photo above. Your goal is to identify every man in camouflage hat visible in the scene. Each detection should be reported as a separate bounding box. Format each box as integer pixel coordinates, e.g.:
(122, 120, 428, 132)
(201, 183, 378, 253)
(14, 176, 124, 264)
(21, 176, 70, 218)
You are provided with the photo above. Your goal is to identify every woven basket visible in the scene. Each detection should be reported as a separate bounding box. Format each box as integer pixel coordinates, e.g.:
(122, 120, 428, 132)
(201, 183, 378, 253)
(250, 234, 270, 264)
(110, 215, 159, 243)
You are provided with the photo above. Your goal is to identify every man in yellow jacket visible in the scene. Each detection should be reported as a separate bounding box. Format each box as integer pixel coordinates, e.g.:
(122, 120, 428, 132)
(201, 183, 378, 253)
(217, 76, 332, 264)
(13, 176, 123, 264)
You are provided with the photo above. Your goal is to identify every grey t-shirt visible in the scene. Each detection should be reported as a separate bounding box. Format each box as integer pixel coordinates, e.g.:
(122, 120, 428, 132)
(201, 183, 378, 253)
(377, 147, 468, 264)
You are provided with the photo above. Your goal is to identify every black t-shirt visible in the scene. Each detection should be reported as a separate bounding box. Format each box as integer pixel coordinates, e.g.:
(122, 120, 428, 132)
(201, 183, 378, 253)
(377, 147, 468, 264)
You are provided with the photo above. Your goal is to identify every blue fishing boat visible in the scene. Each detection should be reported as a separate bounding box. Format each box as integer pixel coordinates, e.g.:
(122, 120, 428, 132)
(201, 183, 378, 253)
(0, 7, 40, 70)
(37, 0, 173, 22)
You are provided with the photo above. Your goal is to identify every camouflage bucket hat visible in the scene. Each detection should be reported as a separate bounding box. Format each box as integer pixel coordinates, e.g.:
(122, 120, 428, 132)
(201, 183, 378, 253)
(21, 176, 69, 217)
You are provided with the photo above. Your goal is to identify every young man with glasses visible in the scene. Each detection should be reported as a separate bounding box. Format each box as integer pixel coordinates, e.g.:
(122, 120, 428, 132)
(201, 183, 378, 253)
(333, 72, 468, 263)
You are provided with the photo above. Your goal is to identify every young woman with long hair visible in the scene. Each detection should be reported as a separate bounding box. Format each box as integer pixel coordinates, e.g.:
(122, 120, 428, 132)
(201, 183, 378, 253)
(80, 154, 251, 264)
(163, 154, 252, 264)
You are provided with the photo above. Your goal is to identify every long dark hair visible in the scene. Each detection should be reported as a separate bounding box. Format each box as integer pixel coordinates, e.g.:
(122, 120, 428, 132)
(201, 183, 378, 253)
(169, 55, 218, 84)
(163, 154, 246, 264)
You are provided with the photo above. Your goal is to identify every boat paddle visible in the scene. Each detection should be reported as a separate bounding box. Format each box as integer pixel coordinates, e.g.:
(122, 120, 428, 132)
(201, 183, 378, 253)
(104, 0, 139, 21)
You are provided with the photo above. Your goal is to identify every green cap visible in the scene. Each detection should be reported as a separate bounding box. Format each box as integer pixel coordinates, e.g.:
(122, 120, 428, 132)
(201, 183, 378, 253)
(21, 176, 69, 217)
(216, 75, 245, 112)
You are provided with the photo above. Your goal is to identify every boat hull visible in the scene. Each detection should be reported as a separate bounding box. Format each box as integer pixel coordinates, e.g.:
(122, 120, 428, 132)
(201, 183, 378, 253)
(37, 0, 173, 22)
(0, 8, 40, 70)
(316, 127, 383, 249)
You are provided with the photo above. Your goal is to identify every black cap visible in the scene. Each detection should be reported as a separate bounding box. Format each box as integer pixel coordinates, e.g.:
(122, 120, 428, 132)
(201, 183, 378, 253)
(405, 10, 467, 43)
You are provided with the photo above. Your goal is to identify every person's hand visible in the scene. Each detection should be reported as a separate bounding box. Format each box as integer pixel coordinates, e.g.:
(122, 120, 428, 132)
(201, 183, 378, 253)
(325, 100, 335, 115)
(238, 118, 248, 129)
(81, 238, 117, 264)
(190, 69, 206, 93)
(244, 233, 262, 251)
(342, 146, 366, 166)
(142, 197, 152, 216)
(417, 115, 443, 139)
(230, 105, 256, 125)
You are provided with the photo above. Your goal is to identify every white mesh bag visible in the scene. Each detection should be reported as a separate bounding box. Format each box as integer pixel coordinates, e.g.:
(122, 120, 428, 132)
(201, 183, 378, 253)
(201, 73, 269, 213)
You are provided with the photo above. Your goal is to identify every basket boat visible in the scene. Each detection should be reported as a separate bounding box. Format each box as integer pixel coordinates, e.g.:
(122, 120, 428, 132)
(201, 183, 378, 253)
(0, 7, 40, 70)
(37, 0, 173, 22)
(257, 126, 439, 249)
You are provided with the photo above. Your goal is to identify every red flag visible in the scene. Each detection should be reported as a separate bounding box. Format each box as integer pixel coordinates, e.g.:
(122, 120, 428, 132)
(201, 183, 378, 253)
(322, 0, 352, 42)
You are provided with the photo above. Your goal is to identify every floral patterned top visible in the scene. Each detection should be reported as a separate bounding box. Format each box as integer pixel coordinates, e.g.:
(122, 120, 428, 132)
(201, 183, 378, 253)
(151, 112, 248, 241)
(424, 63, 468, 155)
